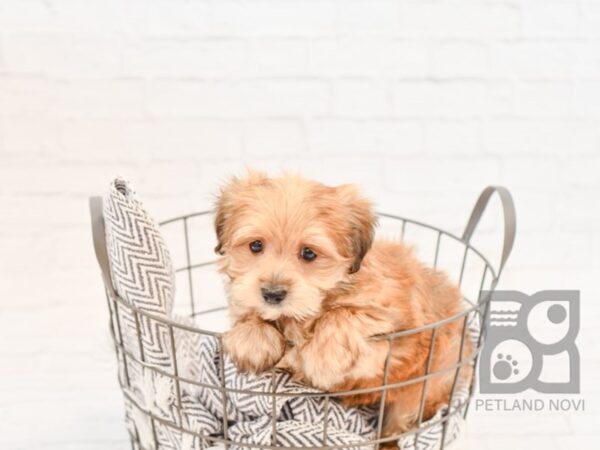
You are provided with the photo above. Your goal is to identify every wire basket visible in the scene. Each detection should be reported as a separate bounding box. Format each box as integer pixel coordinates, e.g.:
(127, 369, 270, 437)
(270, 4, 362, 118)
(91, 186, 515, 450)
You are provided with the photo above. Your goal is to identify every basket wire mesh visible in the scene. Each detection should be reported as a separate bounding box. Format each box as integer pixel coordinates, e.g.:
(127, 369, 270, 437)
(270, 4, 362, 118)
(95, 186, 516, 450)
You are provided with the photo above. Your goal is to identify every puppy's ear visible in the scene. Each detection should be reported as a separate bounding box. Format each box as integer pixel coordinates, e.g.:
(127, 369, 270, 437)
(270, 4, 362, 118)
(336, 184, 376, 274)
(214, 169, 269, 255)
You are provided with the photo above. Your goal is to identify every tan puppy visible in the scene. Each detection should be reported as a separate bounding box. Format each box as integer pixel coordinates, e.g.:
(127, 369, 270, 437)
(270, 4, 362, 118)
(215, 171, 472, 447)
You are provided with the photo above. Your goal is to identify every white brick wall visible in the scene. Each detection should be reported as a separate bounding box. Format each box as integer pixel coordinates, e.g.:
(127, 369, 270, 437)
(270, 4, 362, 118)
(0, 0, 599, 448)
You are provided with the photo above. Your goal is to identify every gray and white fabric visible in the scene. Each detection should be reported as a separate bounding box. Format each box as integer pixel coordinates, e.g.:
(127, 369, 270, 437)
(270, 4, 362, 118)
(104, 177, 175, 314)
(126, 333, 467, 450)
(101, 177, 188, 447)
(192, 335, 377, 450)
(103, 177, 176, 368)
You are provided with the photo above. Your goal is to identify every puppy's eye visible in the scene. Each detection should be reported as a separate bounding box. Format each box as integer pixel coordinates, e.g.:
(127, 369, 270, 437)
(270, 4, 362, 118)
(300, 247, 317, 262)
(249, 240, 263, 253)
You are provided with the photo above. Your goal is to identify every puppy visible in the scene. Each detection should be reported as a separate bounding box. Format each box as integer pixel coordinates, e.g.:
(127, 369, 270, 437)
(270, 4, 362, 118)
(215, 171, 472, 447)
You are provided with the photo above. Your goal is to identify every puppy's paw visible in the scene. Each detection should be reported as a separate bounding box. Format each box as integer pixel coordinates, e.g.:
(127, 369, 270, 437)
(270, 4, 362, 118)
(223, 320, 285, 374)
(300, 338, 352, 390)
(299, 326, 356, 390)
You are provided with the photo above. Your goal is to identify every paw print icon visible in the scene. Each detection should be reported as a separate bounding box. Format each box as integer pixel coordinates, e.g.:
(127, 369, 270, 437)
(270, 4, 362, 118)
(493, 353, 520, 380)
(479, 290, 580, 394)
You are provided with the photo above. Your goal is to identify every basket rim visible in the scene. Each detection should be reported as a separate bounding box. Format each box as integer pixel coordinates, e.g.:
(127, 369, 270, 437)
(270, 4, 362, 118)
(104, 210, 498, 340)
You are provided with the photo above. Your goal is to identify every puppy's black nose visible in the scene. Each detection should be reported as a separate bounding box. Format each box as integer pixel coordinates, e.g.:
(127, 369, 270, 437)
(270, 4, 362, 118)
(261, 286, 287, 304)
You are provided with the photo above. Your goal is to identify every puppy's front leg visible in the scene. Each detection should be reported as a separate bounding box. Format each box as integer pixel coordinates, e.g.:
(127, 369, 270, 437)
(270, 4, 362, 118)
(299, 308, 366, 390)
(223, 314, 285, 374)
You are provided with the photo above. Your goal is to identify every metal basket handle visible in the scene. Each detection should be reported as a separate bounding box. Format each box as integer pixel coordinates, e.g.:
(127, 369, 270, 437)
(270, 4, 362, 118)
(89, 196, 117, 297)
(461, 186, 516, 277)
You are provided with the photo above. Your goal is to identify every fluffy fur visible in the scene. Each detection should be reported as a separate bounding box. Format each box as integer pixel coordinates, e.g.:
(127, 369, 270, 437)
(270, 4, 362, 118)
(215, 171, 472, 448)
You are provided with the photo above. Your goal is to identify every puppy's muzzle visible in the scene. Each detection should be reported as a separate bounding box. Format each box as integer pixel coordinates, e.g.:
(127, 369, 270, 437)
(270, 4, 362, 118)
(261, 286, 287, 305)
